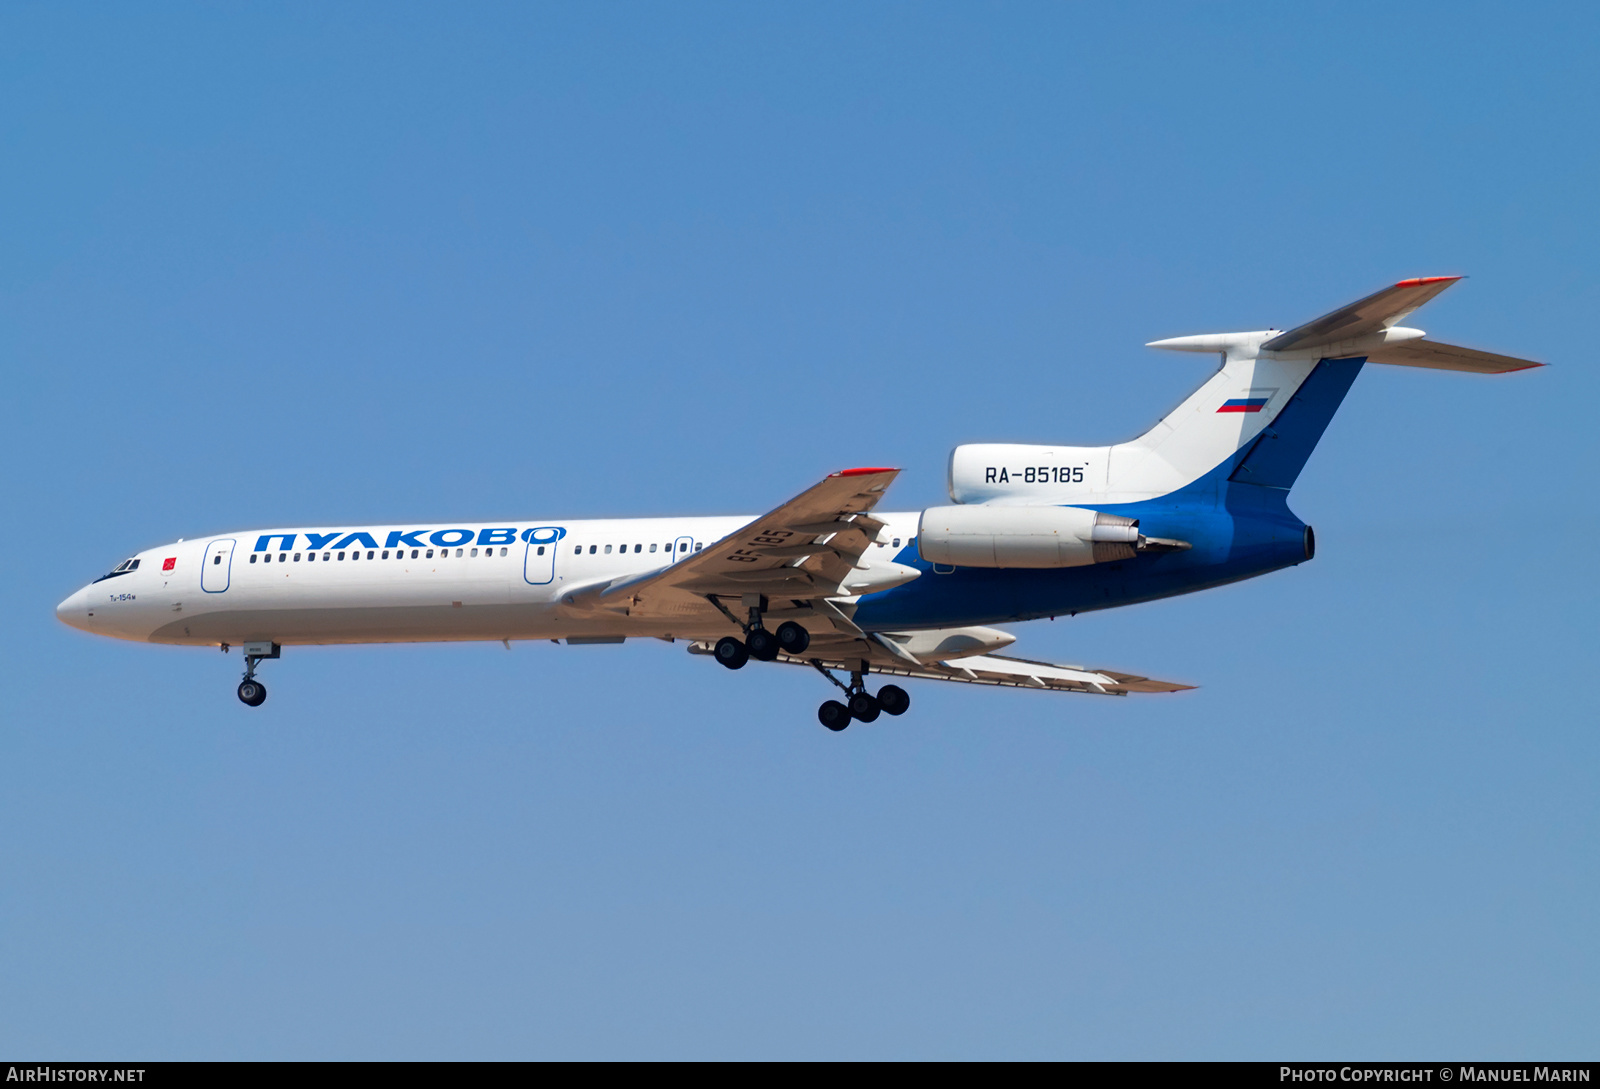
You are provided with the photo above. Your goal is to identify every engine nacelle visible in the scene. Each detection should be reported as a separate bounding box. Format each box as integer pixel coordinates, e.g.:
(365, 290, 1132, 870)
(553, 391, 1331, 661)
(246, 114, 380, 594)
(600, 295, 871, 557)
(917, 505, 1140, 569)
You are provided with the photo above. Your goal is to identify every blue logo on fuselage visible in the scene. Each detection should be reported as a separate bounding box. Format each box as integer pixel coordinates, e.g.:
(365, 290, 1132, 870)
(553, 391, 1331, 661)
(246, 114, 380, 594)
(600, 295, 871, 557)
(254, 527, 567, 552)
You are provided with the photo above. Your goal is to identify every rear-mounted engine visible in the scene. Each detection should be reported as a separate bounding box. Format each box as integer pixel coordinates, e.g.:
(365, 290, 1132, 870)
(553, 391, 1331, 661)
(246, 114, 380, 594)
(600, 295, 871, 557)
(917, 505, 1188, 569)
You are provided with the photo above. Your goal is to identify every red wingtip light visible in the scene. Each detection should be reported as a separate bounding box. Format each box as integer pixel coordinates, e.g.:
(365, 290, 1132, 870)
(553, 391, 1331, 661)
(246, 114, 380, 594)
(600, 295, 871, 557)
(834, 467, 898, 477)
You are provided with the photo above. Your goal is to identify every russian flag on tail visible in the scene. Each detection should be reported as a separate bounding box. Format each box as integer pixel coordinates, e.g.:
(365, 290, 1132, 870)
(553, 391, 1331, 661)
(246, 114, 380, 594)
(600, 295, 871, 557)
(1217, 397, 1270, 413)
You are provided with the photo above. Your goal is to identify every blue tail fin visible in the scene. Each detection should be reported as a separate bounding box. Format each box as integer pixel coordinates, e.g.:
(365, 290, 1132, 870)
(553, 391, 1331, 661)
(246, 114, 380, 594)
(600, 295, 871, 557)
(1226, 357, 1365, 491)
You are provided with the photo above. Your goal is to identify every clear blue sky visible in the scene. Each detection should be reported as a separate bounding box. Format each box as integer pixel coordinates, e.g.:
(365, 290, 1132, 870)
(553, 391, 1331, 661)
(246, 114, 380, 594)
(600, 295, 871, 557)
(3, 1, 1595, 1059)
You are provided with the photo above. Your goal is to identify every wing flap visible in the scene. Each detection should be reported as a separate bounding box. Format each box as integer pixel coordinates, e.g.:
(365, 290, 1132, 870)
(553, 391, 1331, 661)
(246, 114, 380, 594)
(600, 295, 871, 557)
(569, 468, 901, 620)
(688, 640, 1194, 697)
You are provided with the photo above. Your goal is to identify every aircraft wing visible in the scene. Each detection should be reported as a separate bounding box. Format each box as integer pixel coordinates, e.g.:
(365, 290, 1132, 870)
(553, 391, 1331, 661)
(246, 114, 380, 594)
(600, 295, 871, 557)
(687, 635, 1194, 696)
(560, 467, 902, 622)
(1262, 276, 1462, 352)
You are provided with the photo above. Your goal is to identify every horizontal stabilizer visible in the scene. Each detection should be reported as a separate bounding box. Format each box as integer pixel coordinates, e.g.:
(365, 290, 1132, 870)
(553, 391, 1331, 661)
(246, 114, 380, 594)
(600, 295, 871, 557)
(1262, 276, 1461, 353)
(1366, 338, 1543, 374)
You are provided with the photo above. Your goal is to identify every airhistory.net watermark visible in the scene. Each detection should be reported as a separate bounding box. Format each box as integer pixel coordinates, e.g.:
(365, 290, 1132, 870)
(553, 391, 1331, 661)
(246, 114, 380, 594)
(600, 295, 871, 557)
(5, 1070, 145, 1083)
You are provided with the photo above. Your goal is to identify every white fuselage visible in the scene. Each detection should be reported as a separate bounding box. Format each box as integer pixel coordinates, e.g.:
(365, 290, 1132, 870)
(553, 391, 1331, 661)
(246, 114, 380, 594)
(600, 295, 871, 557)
(56, 513, 925, 647)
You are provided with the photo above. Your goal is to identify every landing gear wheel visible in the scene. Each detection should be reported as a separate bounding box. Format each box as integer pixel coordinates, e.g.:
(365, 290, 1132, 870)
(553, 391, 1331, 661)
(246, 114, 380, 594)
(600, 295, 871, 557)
(877, 684, 910, 716)
(847, 691, 880, 723)
(714, 636, 750, 670)
(237, 679, 267, 707)
(818, 700, 851, 731)
(745, 627, 780, 661)
(775, 621, 810, 655)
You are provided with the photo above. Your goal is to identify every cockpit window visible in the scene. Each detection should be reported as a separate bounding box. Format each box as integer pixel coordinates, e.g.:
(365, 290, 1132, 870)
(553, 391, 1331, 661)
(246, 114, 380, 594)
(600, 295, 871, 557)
(93, 557, 140, 583)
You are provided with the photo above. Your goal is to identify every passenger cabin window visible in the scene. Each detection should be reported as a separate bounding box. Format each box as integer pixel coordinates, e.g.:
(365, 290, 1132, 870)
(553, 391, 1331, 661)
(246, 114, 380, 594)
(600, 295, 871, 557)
(649, 543, 657, 553)
(893, 538, 900, 547)
(536, 546, 545, 556)
(605, 545, 612, 554)
(426, 549, 434, 558)
(470, 548, 479, 557)
(213, 555, 222, 565)
(455, 548, 463, 557)
(338, 552, 346, 560)
(590, 545, 597, 555)
(499, 547, 507, 556)
(294, 553, 301, 561)
(249, 554, 257, 564)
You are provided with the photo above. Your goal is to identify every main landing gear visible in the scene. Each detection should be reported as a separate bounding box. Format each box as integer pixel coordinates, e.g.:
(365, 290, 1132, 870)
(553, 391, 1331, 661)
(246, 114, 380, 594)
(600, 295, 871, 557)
(812, 661, 909, 732)
(713, 596, 810, 671)
(234, 640, 280, 707)
(709, 597, 909, 731)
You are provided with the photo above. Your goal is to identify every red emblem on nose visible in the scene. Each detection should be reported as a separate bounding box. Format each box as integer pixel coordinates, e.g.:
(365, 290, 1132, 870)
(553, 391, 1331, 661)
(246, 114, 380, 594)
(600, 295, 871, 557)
(162, 557, 176, 572)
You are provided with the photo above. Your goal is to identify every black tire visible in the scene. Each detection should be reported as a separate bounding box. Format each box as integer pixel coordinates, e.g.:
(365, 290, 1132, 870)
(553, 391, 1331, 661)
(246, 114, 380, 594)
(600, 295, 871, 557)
(775, 620, 810, 655)
(877, 684, 910, 716)
(237, 680, 267, 707)
(714, 636, 749, 670)
(746, 627, 780, 662)
(847, 691, 880, 723)
(818, 700, 851, 731)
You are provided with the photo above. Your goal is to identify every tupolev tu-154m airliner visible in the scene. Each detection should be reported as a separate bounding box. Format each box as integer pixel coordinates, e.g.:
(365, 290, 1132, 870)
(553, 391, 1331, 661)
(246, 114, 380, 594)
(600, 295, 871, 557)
(56, 278, 1540, 730)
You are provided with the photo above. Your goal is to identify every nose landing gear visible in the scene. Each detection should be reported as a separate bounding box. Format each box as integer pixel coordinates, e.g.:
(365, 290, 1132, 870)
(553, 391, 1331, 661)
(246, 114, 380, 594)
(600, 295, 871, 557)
(235, 641, 280, 707)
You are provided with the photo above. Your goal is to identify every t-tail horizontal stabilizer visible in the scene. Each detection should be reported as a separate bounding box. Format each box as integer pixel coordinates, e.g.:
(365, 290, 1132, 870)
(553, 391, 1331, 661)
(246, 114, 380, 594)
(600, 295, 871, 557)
(1148, 276, 1544, 372)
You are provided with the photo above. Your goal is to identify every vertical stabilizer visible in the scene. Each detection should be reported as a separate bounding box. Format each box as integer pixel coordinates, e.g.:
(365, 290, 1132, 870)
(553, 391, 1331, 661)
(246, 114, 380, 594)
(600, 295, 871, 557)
(947, 278, 1529, 508)
(1103, 335, 1322, 501)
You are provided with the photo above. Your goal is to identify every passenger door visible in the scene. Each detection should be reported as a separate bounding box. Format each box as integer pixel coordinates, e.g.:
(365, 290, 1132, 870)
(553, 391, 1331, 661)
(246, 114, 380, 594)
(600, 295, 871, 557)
(523, 529, 561, 585)
(202, 539, 236, 593)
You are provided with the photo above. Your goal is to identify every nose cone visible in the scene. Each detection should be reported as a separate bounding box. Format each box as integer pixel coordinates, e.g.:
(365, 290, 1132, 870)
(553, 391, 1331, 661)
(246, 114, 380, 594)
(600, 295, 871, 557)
(55, 587, 94, 632)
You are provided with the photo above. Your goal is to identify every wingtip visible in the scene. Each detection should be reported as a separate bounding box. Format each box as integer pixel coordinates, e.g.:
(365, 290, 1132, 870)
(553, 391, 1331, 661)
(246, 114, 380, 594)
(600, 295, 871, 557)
(1394, 275, 1464, 288)
(833, 467, 898, 477)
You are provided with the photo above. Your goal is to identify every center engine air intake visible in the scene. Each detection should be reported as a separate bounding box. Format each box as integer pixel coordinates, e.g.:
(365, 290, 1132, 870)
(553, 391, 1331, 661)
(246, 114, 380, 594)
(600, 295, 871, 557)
(917, 506, 1141, 569)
